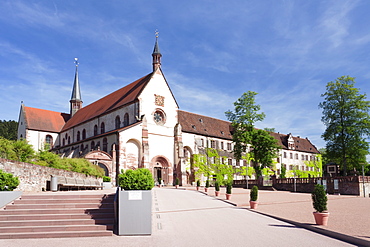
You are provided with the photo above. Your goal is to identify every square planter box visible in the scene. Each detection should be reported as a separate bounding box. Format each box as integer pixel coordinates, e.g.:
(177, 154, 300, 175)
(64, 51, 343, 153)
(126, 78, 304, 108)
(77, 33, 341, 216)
(116, 189, 152, 235)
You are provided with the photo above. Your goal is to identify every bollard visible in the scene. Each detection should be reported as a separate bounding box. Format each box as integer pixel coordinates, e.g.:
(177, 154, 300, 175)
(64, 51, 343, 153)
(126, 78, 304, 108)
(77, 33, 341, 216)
(51, 176, 58, 192)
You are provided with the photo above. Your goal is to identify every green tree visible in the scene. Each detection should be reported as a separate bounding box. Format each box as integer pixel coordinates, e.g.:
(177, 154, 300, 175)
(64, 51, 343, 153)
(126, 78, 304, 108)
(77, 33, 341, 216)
(226, 92, 280, 178)
(225, 91, 265, 160)
(0, 120, 18, 140)
(319, 76, 370, 175)
(249, 129, 281, 178)
(0, 169, 19, 191)
(12, 139, 34, 163)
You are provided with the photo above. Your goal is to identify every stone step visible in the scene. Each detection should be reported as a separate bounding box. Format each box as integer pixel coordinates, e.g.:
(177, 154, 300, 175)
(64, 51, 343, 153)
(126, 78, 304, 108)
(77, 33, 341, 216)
(0, 230, 113, 239)
(20, 194, 114, 199)
(0, 218, 114, 227)
(0, 224, 112, 233)
(0, 208, 113, 215)
(0, 192, 116, 239)
(13, 199, 112, 204)
(5, 203, 114, 209)
(0, 213, 114, 221)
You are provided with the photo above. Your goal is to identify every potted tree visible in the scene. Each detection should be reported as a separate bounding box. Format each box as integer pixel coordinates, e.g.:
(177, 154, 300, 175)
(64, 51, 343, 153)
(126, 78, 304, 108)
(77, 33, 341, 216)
(226, 181, 232, 200)
(215, 180, 220, 196)
(102, 176, 112, 189)
(205, 179, 210, 192)
(196, 180, 200, 191)
(312, 184, 329, 226)
(175, 178, 179, 189)
(250, 185, 258, 209)
(116, 168, 154, 235)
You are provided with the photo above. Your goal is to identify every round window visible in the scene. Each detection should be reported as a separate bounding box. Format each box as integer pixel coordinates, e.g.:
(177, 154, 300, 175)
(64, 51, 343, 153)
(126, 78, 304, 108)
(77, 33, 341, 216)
(153, 110, 165, 125)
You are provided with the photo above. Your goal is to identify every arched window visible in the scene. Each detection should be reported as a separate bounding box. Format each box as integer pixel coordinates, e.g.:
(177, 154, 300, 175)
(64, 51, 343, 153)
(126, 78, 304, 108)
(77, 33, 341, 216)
(91, 141, 95, 150)
(45, 135, 53, 149)
(103, 138, 108, 152)
(100, 122, 105, 134)
(77, 131, 80, 142)
(62, 138, 65, 146)
(123, 113, 129, 127)
(115, 116, 120, 129)
(68, 136, 71, 145)
(82, 129, 86, 139)
(94, 125, 98, 136)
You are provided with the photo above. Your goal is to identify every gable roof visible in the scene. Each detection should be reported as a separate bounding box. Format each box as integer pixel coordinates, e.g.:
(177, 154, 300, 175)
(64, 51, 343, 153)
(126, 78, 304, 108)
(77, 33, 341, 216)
(178, 110, 233, 140)
(23, 106, 69, 133)
(178, 110, 319, 154)
(62, 72, 154, 131)
(270, 132, 320, 154)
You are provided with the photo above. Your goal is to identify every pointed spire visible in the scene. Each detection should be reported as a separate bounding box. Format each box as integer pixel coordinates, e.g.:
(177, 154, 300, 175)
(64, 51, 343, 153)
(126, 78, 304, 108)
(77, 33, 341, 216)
(70, 58, 83, 117)
(152, 30, 162, 71)
(71, 58, 82, 101)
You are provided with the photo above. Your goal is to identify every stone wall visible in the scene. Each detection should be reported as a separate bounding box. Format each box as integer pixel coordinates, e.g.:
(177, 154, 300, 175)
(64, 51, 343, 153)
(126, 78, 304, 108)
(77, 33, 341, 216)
(0, 158, 102, 192)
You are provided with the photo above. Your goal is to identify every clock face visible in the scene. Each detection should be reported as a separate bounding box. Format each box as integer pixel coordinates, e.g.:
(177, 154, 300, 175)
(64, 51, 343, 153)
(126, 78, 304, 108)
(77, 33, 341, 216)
(153, 110, 165, 125)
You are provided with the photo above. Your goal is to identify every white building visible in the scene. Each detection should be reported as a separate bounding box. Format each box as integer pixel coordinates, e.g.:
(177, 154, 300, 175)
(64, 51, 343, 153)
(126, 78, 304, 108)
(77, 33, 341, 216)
(17, 37, 320, 185)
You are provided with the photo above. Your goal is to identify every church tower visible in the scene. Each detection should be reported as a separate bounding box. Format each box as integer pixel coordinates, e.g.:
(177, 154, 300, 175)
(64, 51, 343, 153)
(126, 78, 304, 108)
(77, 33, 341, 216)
(70, 58, 83, 117)
(152, 31, 162, 71)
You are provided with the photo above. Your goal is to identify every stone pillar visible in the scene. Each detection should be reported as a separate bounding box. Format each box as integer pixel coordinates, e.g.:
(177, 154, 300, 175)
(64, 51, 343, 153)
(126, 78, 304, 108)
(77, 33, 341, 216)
(142, 116, 150, 169)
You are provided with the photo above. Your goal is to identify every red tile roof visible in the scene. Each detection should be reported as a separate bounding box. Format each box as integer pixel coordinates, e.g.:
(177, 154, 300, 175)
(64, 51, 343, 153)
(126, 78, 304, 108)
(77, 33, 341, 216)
(62, 72, 153, 131)
(270, 132, 320, 154)
(178, 110, 319, 154)
(178, 110, 233, 140)
(24, 106, 69, 132)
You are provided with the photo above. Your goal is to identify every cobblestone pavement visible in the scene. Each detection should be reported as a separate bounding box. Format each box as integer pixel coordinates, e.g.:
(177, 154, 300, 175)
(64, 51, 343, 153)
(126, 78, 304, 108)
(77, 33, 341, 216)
(188, 186, 370, 246)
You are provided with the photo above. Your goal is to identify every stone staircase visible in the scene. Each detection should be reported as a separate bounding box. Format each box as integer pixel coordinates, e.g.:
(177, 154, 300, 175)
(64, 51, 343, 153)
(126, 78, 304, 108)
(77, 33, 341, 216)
(0, 192, 115, 239)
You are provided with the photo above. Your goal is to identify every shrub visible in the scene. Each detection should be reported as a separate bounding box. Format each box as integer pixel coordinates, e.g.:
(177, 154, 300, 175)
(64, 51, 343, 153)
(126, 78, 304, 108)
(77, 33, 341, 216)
(312, 184, 327, 212)
(215, 180, 220, 191)
(196, 180, 200, 187)
(0, 169, 19, 191)
(118, 168, 154, 190)
(103, 176, 111, 182)
(226, 182, 232, 194)
(250, 185, 258, 201)
(205, 179, 209, 188)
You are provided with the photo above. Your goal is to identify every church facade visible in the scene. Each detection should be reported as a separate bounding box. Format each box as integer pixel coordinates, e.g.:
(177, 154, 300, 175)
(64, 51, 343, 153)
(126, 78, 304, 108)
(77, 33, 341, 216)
(17, 38, 320, 185)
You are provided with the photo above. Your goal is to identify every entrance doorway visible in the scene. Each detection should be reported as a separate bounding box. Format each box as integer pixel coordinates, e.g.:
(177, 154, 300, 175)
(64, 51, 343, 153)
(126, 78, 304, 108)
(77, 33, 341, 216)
(98, 162, 109, 176)
(154, 167, 162, 184)
(152, 157, 170, 186)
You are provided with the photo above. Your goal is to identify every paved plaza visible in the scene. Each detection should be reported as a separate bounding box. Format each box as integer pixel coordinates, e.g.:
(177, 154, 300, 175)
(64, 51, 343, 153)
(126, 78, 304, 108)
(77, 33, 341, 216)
(1, 186, 368, 247)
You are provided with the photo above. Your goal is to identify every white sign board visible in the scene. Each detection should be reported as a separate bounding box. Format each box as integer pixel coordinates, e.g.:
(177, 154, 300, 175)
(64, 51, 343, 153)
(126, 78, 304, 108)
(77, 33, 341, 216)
(128, 191, 142, 201)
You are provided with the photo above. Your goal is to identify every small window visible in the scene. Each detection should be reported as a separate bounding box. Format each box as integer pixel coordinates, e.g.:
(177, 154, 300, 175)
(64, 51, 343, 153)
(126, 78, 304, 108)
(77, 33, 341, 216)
(220, 142, 224, 150)
(227, 143, 232, 151)
(45, 135, 53, 149)
(77, 131, 80, 142)
(115, 116, 121, 129)
(91, 141, 95, 150)
(124, 113, 129, 127)
(94, 125, 98, 136)
(210, 140, 215, 148)
(200, 139, 204, 147)
(284, 152, 287, 158)
(103, 138, 108, 152)
(100, 122, 105, 134)
(82, 129, 86, 139)
(295, 153, 298, 159)
(290, 153, 293, 159)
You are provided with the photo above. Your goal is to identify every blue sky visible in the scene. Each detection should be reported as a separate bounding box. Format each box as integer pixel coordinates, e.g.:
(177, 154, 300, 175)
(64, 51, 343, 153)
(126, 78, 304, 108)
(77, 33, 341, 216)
(1, 0, 370, 150)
